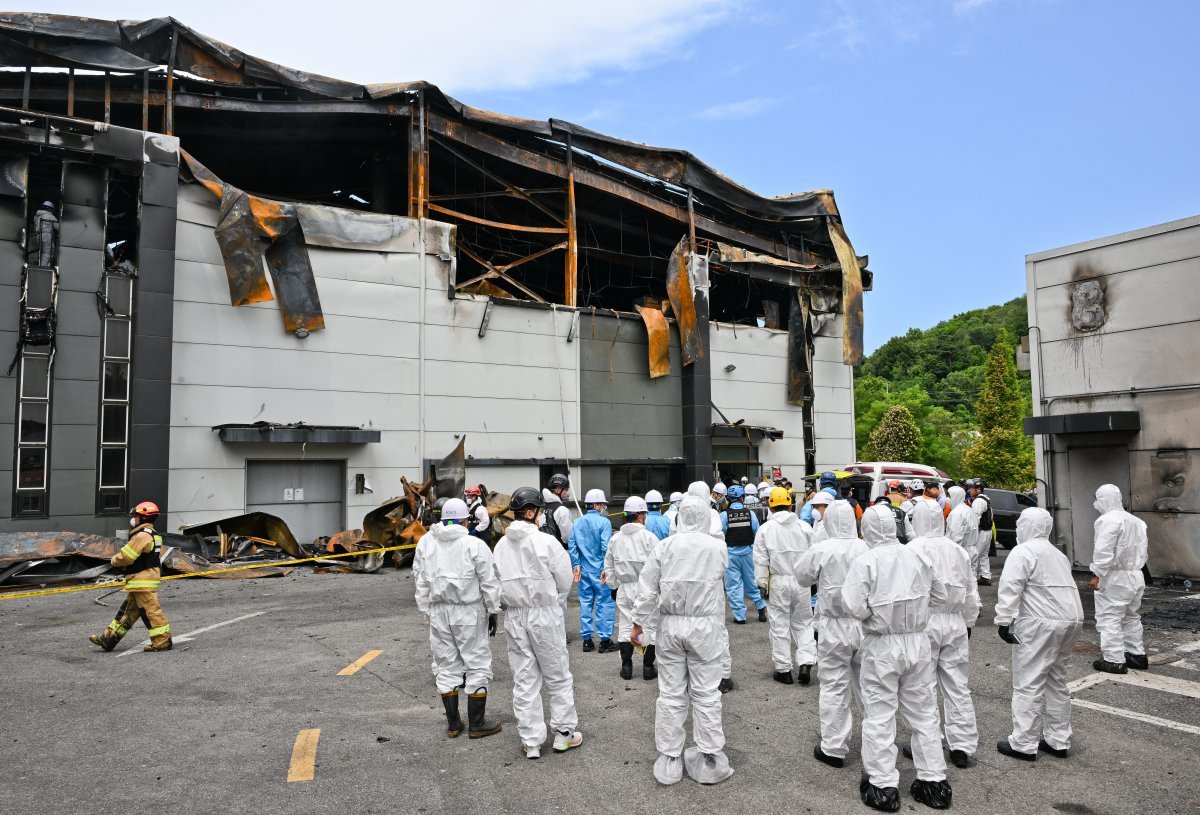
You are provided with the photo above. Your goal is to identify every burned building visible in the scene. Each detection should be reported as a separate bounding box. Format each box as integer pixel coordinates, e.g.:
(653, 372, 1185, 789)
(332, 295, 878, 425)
(1025, 215, 1200, 580)
(0, 14, 867, 541)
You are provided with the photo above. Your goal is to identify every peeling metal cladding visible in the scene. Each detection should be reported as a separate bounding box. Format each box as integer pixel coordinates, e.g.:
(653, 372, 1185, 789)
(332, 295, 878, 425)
(264, 218, 325, 334)
(432, 437, 467, 502)
(214, 186, 275, 306)
(0, 531, 120, 565)
(666, 236, 703, 366)
(296, 205, 423, 253)
(786, 294, 810, 407)
(160, 547, 293, 579)
(179, 512, 304, 559)
(0, 154, 27, 197)
(635, 304, 671, 379)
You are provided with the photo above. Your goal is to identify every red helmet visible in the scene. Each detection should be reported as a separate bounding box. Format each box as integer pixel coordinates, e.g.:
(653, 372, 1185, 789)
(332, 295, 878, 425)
(131, 501, 160, 517)
(464, 485, 483, 498)
(887, 480, 902, 489)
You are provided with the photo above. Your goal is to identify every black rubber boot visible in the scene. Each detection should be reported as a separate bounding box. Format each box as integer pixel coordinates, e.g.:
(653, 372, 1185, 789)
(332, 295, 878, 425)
(757, 607, 768, 622)
(773, 670, 794, 685)
(467, 690, 502, 739)
(1092, 658, 1128, 674)
(582, 638, 595, 652)
(813, 745, 844, 768)
(859, 775, 901, 812)
(1038, 739, 1068, 758)
(910, 778, 952, 810)
(1125, 652, 1149, 670)
(797, 664, 812, 686)
(440, 691, 463, 738)
(996, 739, 1036, 761)
(642, 645, 657, 680)
(619, 642, 634, 680)
(598, 638, 619, 654)
(718, 677, 734, 693)
(950, 749, 970, 768)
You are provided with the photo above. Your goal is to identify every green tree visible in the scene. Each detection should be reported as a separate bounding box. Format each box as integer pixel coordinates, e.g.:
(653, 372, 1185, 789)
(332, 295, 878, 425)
(961, 328, 1036, 489)
(867, 405, 922, 462)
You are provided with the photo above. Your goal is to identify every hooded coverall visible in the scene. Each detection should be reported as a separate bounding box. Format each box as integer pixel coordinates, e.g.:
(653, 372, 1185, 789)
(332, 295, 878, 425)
(1090, 484, 1149, 664)
(604, 520, 659, 643)
(93, 524, 171, 649)
(493, 520, 578, 750)
(906, 501, 981, 756)
(413, 521, 501, 693)
(945, 486, 973, 551)
(569, 508, 614, 641)
(995, 508, 1084, 754)
(753, 508, 816, 673)
(793, 501, 869, 759)
(634, 497, 733, 785)
(844, 505, 949, 791)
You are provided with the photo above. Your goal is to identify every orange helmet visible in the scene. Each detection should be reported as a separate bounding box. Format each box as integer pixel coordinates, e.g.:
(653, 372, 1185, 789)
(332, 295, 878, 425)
(131, 501, 160, 517)
(464, 485, 483, 498)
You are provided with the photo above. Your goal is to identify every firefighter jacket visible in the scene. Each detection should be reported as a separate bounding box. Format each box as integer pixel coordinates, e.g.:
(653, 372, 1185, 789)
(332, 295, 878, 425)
(111, 523, 163, 592)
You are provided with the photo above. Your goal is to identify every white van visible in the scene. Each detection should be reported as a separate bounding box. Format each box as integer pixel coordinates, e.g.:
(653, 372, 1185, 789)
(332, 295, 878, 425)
(843, 462, 952, 502)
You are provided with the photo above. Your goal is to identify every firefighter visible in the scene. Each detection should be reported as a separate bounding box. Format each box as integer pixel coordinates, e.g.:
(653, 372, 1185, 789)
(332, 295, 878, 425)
(89, 502, 172, 652)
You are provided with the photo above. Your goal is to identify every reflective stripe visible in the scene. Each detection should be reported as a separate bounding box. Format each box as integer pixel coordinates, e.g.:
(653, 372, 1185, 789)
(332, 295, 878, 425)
(124, 580, 160, 590)
(120, 544, 139, 560)
(107, 621, 127, 634)
(148, 624, 170, 637)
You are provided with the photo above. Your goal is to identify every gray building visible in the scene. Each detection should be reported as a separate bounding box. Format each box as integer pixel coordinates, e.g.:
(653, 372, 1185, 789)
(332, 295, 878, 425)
(0, 15, 865, 543)
(1025, 214, 1200, 579)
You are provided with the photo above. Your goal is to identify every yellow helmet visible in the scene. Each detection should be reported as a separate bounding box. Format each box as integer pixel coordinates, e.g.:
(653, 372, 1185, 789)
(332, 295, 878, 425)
(768, 486, 792, 508)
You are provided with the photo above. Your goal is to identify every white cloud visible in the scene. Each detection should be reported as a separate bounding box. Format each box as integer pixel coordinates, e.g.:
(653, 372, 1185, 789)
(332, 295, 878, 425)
(696, 96, 780, 120)
(953, 0, 997, 12)
(33, 0, 738, 93)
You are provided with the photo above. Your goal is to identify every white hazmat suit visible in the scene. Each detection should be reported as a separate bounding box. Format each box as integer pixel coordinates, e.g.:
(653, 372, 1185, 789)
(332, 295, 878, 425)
(604, 520, 659, 643)
(492, 519, 579, 750)
(1089, 484, 1149, 664)
(906, 500, 981, 758)
(413, 521, 501, 693)
(753, 508, 816, 673)
(994, 507, 1084, 754)
(633, 496, 733, 785)
(793, 501, 869, 760)
(945, 486, 973, 550)
(970, 492, 994, 581)
(843, 504, 949, 793)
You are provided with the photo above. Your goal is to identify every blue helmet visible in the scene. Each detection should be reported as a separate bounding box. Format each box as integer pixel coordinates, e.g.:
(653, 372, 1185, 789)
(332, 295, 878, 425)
(819, 471, 838, 488)
(726, 484, 745, 500)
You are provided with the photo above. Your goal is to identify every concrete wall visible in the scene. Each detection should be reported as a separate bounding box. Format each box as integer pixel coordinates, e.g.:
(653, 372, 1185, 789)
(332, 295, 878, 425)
(1027, 214, 1200, 577)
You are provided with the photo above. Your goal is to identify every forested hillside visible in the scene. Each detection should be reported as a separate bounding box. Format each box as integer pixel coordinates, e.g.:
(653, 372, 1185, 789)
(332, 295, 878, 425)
(853, 296, 1034, 480)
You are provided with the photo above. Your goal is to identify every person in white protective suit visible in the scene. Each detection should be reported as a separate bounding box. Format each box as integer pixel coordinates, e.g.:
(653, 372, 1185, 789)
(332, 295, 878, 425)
(793, 500, 869, 768)
(906, 500, 981, 769)
(1089, 484, 1150, 673)
(945, 486, 973, 552)
(965, 480, 994, 585)
(843, 504, 952, 812)
(668, 481, 725, 539)
(753, 486, 817, 685)
(412, 498, 503, 739)
(603, 496, 660, 681)
(810, 491, 834, 542)
(994, 507, 1084, 761)
(631, 496, 734, 786)
(492, 487, 582, 759)
(664, 491, 684, 526)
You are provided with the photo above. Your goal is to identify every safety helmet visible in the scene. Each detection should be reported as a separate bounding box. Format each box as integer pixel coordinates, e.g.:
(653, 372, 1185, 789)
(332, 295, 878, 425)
(907, 479, 925, 492)
(40, 200, 54, 210)
(669, 491, 684, 504)
(758, 481, 771, 493)
(131, 501, 160, 518)
(744, 484, 758, 497)
(624, 496, 648, 515)
(440, 498, 469, 520)
(465, 485, 483, 498)
(712, 482, 728, 496)
(923, 479, 942, 491)
(768, 486, 792, 508)
(584, 488, 607, 505)
(726, 484, 745, 500)
(873, 495, 893, 506)
(509, 486, 545, 513)
(811, 492, 833, 506)
(547, 473, 570, 491)
(971, 479, 986, 490)
(887, 479, 902, 490)
(432, 496, 449, 517)
(740, 476, 749, 485)
(645, 489, 664, 505)
(819, 471, 838, 488)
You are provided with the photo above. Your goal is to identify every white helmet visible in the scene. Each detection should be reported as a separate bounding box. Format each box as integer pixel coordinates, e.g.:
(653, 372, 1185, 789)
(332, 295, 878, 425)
(758, 481, 771, 493)
(712, 482, 728, 496)
(440, 498, 469, 521)
(744, 484, 759, 497)
(740, 476, 749, 485)
(624, 496, 648, 514)
(645, 489, 664, 504)
(908, 479, 925, 492)
(584, 488, 607, 505)
(669, 491, 684, 504)
(811, 492, 834, 506)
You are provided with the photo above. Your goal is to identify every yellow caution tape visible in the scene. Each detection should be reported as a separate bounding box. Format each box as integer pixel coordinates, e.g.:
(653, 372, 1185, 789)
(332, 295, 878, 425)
(0, 542, 419, 601)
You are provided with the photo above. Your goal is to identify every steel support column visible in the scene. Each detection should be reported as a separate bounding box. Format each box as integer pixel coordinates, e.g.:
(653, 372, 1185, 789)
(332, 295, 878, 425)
(681, 194, 712, 484)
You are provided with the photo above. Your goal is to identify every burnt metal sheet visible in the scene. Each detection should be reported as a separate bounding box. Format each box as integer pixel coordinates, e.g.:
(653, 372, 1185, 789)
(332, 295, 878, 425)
(432, 437, 466, 502)
(161, 547, 293, 579)
(787, 294, 813, 406)
(264, 221, 324, 334)
(214, 184, 275, 306)
(179, 512, 303, 559)
(825, 214, 863, 366)
(214, 423, 380, 444)
(666, 236, 703, 366)
(635, 304, 670, 379)
(0, 154, 26, 197)
(0, 531, 119, 566)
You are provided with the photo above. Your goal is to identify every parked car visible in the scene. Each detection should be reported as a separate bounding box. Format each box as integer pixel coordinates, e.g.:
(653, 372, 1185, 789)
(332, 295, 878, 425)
(843, 461, 952, 502)
(987, 489, 1038, 549)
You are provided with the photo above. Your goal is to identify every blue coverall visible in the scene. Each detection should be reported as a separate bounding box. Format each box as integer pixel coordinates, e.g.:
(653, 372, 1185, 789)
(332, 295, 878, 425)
(568, 508, 614, 641)
(720, 501, 764, 621)
(799, 486, 839, 526)
(644, 510, 671, 541)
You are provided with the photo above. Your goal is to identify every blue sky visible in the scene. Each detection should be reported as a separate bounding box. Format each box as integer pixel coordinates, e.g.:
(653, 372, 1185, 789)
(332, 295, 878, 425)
(40, 0, 1200, 351)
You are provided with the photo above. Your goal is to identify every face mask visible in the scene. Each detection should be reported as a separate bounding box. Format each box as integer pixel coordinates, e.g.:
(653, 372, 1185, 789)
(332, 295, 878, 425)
(814, 507, 824, 520)
(129, 517, 139, 527)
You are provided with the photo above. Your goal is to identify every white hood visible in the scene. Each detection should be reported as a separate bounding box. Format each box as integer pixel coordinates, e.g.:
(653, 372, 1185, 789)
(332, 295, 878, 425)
(504, 519, 538, 541)
(910, 499, 946, 538)
(1016, 507, 1054, 544)
(431, 521, 469, 542)
(947, 485, 966, 509)
(1094, 483, 1124, 514)
(861, 503, 899, 549)
(677, 496, 710, 533)
(770, 510, 798, 526)
(823, 501, 858, 539)
(686, 481, 710, 500)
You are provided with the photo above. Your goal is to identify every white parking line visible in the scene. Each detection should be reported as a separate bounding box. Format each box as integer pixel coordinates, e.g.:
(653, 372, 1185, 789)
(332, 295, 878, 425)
(1072, 699, 1200, 736)
(1069, 637, 1200, 733)
(116, 611, 269, 657)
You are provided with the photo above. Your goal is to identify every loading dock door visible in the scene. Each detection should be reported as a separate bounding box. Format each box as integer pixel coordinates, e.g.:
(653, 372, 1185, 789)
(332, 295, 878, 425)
(246, 460, 345, 546)
(1067, 445, 1130, 569)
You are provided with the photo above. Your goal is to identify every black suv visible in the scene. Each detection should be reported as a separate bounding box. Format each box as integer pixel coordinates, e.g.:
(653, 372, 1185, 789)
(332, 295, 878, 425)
(988, 489, 1038, 549)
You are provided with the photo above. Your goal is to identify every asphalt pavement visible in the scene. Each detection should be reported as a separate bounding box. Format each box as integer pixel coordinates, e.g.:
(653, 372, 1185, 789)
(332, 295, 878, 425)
(2, 559, 1199, 815)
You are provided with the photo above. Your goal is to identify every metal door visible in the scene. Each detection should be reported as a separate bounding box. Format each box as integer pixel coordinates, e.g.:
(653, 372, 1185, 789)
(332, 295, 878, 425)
(246, 460, 345, 546)
(1067, 446, 1130, 569)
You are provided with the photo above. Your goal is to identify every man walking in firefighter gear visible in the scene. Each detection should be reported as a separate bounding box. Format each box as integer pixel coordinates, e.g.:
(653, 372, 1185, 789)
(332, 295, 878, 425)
(89, 502, 171, 652)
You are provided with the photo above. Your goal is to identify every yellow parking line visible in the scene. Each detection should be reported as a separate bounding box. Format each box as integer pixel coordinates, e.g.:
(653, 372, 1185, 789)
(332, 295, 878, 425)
(287, 728, 320, 782)
(337, 649, 383, 676)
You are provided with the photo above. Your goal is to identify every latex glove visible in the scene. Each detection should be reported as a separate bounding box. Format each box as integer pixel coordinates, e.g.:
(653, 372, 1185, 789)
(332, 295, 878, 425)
(998, 624, 1021, 645)
(610, 587, 618, 601)
(488, 613, 498, 637)
(757, 585, 769, 601)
